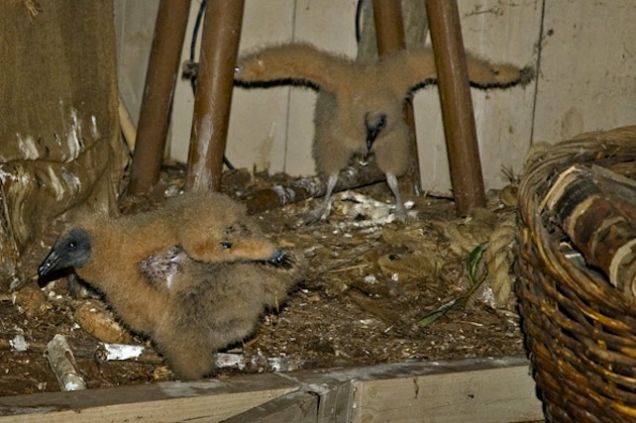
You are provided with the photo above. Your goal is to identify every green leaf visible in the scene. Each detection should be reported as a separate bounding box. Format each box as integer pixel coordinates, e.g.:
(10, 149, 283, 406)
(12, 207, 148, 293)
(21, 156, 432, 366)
(418, 299, 457, 328)
(467, 243, 486, 285)
(418, 243, 488, 328)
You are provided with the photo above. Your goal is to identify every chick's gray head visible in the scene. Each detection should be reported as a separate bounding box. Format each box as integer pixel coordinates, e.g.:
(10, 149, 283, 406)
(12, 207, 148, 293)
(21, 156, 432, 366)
(38, 228, 91, 278)
(364, 111, 387, 151)
(347, 88, 402, 152)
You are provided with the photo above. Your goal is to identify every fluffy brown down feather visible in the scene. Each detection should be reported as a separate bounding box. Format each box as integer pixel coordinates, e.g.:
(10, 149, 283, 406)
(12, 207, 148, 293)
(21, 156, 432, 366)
(66, 193, 278, 331)
(235, 42, 533, 222)
(42, 193, 304, 379)
(140, 247, 304, 380)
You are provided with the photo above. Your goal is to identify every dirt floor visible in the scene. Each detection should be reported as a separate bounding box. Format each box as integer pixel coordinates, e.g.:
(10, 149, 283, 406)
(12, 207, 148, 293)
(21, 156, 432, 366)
(0, 163, 525, 396)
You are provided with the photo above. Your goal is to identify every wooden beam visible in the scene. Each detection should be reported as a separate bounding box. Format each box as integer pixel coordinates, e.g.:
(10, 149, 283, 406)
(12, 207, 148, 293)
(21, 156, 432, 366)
(185, 0, 245, 192)
(222, 391, 318, 423)
(426, 0, 487, 215)
(0, 357, 542, 422)
(0, 373, 297, 422)
(350, 356, 543, 423)
(128, 0, 191, 194)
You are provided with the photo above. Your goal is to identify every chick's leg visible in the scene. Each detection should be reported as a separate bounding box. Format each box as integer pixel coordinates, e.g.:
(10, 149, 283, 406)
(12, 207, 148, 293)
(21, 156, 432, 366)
(386, 173, 407, 222)
(301, 173, 338, 224)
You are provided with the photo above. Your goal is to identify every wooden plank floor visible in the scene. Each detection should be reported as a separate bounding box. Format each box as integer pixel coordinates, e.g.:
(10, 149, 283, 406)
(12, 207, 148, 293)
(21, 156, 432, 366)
(0, 356, 544, 422)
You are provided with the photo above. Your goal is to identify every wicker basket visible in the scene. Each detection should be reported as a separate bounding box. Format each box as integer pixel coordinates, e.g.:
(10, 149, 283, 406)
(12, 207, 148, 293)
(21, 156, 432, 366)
(517, 126, 636, 422)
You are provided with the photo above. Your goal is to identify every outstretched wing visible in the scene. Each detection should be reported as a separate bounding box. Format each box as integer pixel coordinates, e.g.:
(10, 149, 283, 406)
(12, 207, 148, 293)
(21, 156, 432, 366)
(382, 47, 534, 95)
(234, 42, 353, 93)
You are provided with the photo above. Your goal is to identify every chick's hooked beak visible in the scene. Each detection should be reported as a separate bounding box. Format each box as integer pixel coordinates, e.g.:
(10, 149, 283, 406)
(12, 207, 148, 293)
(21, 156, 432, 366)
(38, 249, 61, 278)
(365, 112, 387, 151)
(37, 228, 91, 279)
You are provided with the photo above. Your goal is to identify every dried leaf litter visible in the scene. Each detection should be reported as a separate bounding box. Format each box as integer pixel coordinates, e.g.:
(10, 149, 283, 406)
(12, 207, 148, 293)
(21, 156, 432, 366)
(0, 164, 523, 395)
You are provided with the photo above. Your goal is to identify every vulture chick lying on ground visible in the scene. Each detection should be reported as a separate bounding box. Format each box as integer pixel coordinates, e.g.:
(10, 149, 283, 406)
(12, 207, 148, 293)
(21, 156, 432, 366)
(38, 193, 304, 379)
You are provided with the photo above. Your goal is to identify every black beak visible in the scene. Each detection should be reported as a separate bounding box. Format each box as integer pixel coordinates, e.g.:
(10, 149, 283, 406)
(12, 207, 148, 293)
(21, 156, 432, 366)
(38, 249, 61, 278)
(365, 113, 386, 151)
(267, 249, 294, 269)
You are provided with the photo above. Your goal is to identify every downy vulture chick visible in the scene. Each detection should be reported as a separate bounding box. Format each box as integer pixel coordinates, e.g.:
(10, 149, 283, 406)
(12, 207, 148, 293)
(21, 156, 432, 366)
(36, 194, 277, 338)
(235, 43, 533, 222)
(37, 197, 304, 380)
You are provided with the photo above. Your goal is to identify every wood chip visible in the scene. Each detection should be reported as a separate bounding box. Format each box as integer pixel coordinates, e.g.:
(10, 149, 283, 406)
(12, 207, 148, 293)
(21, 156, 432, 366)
(45, 334, 86, 391)
(74, 300, 134, 344)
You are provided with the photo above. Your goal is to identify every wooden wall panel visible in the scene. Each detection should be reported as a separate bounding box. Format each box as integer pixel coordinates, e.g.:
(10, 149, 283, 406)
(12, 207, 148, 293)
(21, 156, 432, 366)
(414, 0, 542, 194)
(114, 0, 159, 124)
(532, 0, 636, 143)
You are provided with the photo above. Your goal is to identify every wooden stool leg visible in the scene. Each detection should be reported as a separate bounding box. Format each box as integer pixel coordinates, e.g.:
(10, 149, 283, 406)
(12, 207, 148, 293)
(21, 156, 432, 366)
(128, 0, 191, 195)
(426, 0, 486, 215)
(185, 0, 245, 193)
(372, 0, 422, 197)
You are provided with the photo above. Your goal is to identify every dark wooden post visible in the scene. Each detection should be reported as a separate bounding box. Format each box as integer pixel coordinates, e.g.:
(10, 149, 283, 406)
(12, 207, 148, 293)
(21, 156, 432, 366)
(372, 0, 422, 196)
(185, 0, 245, 192)
(128, 0, 191, 194)
(426, 0, 486, 214)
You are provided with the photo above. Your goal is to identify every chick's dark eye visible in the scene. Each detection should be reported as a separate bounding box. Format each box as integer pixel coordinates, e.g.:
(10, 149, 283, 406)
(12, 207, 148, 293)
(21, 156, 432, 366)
(68, 241, 76, 249)
(220, 242, 233, 249)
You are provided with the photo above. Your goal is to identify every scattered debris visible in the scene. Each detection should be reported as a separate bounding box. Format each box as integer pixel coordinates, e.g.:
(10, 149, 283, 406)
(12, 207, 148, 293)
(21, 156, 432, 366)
(97, 343, 144, 361)
(214, 352, 246, 370)
(212, 352, 303, 373)
(363, 275, 377, 284)
(9, 334, 28, 352)
(419, 244, 487, 328)
(1, 166, 525, 395)
(12, 284, 51, 317)
(94, 342, 163, 364)
(333, 191, 416, 228)
(45, 334, 86, 391)
(74, 300, 134, 344)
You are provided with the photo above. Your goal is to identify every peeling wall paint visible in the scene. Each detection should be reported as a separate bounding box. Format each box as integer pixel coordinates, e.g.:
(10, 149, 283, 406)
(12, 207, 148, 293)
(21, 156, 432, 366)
(60, 168, 82, 196)
(46, 165, 65, 201)
(66, 108, 85, 162)
(16, 134, 40, 160)
(90, 115, 100, 139)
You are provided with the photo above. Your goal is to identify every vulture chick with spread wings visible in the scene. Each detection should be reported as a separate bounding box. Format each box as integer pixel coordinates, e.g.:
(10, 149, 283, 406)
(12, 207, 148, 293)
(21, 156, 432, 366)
(235, 43, 533, 222)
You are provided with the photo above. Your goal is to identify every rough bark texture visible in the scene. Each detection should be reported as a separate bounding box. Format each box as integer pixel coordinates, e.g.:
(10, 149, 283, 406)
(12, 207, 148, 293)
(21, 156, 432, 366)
(245, 163, 385, 215)
(543, 164, 636, 296)
(0, 0, 126, 289)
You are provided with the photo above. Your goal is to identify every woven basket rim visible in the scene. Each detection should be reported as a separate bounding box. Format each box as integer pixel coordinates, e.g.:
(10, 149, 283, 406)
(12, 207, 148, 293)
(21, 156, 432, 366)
(519, 125, 636, 313)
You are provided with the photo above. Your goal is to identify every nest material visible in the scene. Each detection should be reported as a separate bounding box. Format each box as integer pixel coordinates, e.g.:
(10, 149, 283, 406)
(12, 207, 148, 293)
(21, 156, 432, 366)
(516, 126, 636, 421)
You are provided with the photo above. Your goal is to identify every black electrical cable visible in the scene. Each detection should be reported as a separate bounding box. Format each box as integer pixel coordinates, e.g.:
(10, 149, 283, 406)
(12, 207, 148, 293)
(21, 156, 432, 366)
(189, 0, 236, 170)
(355, 0, 364, 44)
(189, 0, 206, 93)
